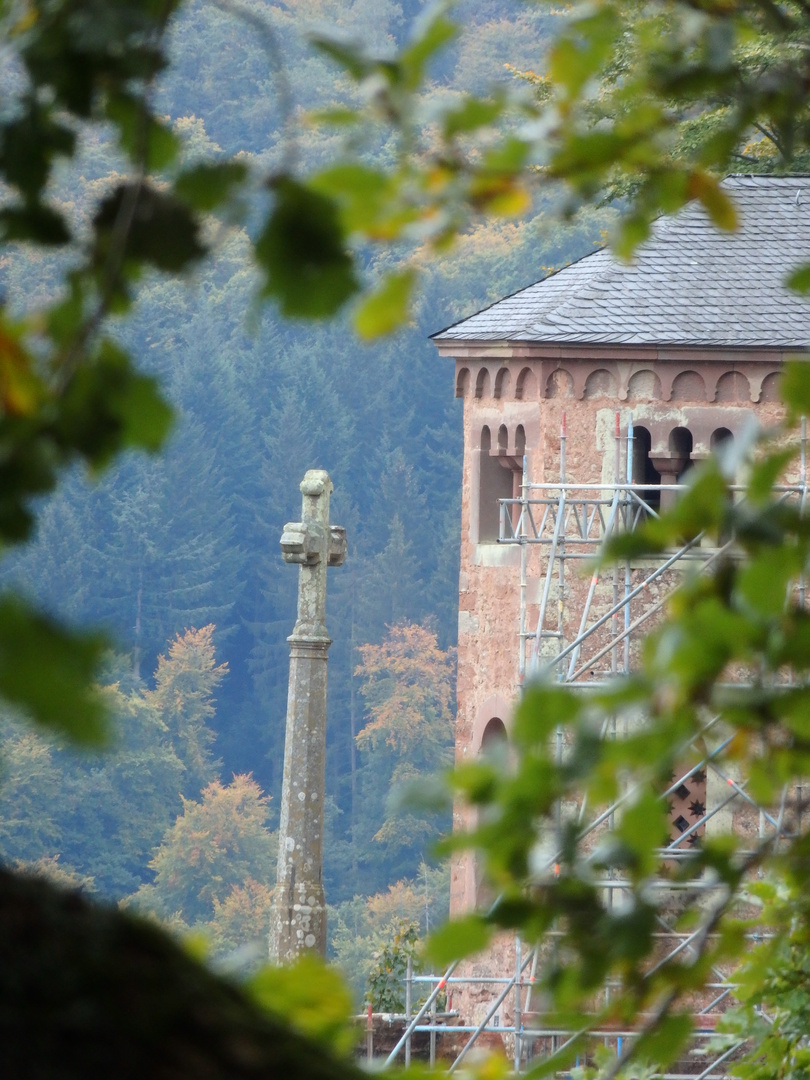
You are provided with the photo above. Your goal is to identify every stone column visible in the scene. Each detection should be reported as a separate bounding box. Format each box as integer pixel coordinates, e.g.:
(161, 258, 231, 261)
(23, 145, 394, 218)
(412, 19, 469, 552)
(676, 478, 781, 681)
(269, 470, 346, 963)
(651, 454, 688, 512)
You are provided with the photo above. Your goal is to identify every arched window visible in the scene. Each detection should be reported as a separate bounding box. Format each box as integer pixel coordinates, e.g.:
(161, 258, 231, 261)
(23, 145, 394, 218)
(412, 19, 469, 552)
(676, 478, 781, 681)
(455, 368, 470, 398)
(494, 368, 510, 399)
(715, 372, 750, 403)
(478, 428, 514, 542)
(627, 370, 662, 400)
(584, 368, 616, 399)
(711, 427, 734, 451)
(515, 367, 537, 401)
(632, 426, 661, 511)
(546, 368, 573, 398)
(475, 368, 490, 399)
(671, 371, 707, 402)
(481, 717, 507, 757)
(669, 427, 694, 480)
(515, 425, 526, 456)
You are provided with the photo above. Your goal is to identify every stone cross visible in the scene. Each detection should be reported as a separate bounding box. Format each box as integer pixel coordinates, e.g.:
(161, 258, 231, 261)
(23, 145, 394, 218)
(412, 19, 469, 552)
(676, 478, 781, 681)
(269, 470, 346, 964)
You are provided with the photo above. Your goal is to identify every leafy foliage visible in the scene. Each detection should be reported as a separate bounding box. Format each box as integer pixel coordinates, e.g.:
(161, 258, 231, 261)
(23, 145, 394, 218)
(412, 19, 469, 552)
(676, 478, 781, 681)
(130, 773, 276, 929)
(354, 623, 455, 867)
(366, 919, 422, 1012)
(145, 625, 226, 797)
(330, 861, 450, 1004)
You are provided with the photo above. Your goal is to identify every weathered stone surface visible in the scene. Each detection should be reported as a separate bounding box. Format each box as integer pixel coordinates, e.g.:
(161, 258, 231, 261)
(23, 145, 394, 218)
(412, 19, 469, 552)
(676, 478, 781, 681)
(269, 470, 346, 964)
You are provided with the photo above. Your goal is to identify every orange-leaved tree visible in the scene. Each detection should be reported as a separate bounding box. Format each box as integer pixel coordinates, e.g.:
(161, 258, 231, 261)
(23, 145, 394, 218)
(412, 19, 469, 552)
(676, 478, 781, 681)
(354, 624, 454, 863)
(129, 773, 276, 942)
(145, 625, 227, 798)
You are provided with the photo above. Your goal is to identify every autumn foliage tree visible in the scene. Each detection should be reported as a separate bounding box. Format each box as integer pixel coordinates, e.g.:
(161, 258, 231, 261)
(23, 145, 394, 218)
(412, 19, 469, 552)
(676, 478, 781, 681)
(354, 624, 454, 870)
(145, 624, 226, 797)
(330, 861, 450, 1003)
(130, 773, 276, 940)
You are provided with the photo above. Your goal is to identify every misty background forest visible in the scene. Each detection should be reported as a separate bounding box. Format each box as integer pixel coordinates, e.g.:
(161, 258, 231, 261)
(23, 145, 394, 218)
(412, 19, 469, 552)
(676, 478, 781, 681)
(0, 0, 611, 999)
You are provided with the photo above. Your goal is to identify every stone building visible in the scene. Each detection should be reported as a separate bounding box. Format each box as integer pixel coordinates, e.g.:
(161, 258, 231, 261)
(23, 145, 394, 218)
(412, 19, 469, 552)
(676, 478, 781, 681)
(428, 176, 810, 1049)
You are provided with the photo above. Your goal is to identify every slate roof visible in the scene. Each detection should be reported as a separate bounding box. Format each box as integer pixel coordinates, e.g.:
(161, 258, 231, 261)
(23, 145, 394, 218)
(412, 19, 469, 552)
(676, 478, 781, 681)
(432, 176, 810, 349)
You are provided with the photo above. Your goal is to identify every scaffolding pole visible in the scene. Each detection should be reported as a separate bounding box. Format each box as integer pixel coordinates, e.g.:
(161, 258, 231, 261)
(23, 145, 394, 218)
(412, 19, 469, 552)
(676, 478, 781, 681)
(380, 417, 808, 1076)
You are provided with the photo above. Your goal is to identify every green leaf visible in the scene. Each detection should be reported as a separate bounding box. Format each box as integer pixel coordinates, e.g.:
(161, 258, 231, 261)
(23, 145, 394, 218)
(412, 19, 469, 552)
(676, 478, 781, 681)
(400, 3, 459, 91)
(748, 446, 797, 502)
(442, 95, 504, 138)
(175, 161, 248, 212)
(0, 203, 70, 245)
(617, 789, 666, 876)
(309, 163, 392, 232)
(255, 178, 359, 318)
(354, 269, 416, 338)
(632, 1012, 694, 1070)
(308, 32, 373, 81)
(0, 596, 108, 744)
(93, 183, 206, 273)
(0, 99, 75, 197)
(694, 174, 737, 231)
(736, 549, 798, 617)
(513, 682, 582, 744)
(306, 107, 361, 127)
(115, 371, 174, 453)
(780, 359, 810, 420)
(549, 5, 621, 101)
(786, 263, 810, 293)
(56, 340, 173, 466)
(248, 956, 356, 1058)
(106, 92, 180, 171)
(426, 914, 491, 966)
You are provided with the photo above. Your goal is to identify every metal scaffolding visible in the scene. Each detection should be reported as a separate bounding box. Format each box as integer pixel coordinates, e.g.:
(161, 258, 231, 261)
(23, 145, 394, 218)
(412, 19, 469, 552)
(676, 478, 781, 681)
(381, 413, 808, 1076)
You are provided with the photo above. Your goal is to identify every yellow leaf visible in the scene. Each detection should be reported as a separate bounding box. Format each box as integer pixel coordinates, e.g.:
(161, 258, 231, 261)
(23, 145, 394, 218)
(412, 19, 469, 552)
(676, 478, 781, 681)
(0, 321, 43, 416)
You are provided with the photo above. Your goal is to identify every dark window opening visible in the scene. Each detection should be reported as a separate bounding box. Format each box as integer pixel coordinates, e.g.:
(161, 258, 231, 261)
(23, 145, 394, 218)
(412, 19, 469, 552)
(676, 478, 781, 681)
(632, 426, 661, 510)
(711, 427, 733, 451)
(669, 427, 694, 481)
(478, 427, 515, 542)
(481, 717, 507, 757)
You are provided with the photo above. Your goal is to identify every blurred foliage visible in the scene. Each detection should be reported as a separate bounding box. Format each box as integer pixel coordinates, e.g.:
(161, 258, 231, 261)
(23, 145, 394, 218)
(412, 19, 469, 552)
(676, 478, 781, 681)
(4, 0, 810, 1076)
